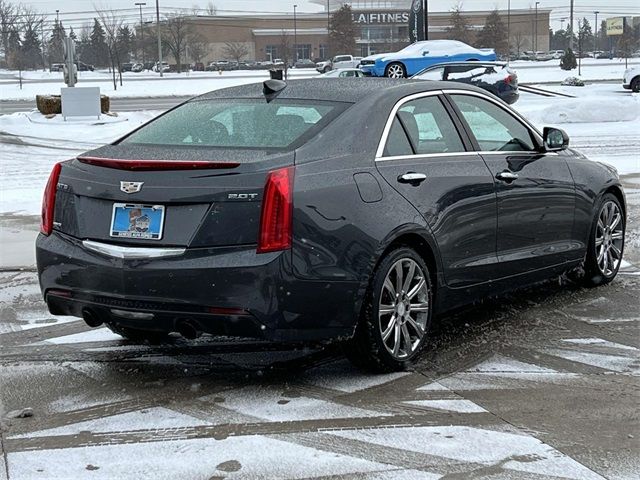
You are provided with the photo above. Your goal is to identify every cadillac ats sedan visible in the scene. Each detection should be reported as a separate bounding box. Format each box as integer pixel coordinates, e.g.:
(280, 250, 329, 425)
(37, 79, 626, 371)
(360, 40, 496, 78)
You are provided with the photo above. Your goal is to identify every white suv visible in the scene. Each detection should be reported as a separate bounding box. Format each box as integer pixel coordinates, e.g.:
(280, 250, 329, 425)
(623, 66, 640, 92)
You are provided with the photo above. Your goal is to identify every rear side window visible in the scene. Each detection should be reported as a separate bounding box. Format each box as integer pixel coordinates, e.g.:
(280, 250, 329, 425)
(451, 95, 535, 152)
(382, 96, 465, 157)
(121, 99, 344, 150)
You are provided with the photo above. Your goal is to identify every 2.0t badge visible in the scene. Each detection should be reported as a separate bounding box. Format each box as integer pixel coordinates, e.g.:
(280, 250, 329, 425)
(120, 181, 144, 194)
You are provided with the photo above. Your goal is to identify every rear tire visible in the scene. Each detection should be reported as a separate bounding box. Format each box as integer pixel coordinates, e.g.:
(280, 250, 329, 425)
(385, 62, 406, 78)
(106, 323, 170, 345)
(345, 247, 432, 372)
(582, 193, 625, 287)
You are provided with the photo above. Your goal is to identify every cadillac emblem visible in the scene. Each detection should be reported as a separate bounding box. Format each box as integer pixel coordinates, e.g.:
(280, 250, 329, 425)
(120, 181, 144, 194)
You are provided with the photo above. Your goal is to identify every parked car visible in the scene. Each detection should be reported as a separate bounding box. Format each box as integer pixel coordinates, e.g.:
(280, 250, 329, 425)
(316, 55, 362, 73)
(360, 40, 496, 78)
(550, 50, 564, 59)
(623, 66, 640, 92)
(412, 62, 519, 104)
(153, 61, 170, 73)
(75, 61, 94, 72)
(294, 58, 316, 69)
(320, 68, 365, 78)
(143, 61, 156, 71)
(131, 63, 144, 73)
(36, 78, 626, 371)
(49, 63, 64, 72)
(534, 51, 553, 61)
(120, 62, 134, 72)
(191, 62, 205, 71)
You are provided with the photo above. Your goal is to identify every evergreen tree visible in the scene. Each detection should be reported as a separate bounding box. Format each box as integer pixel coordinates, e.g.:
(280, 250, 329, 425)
(6, 27, 21, 69)
(577, 18, 594, 56)
(476, 9, 507, 55)
(48, 19, 66, 65)
(21, 25, 43, 69)
(328, 5, 356, 56)
(90, 18, 109, 67)
(77, 26, 92, 64)
(116, 24, 133, 64)
(69, 27, 77, 42)
(560, 48, 577, 70)
(447, 7, 472, 45)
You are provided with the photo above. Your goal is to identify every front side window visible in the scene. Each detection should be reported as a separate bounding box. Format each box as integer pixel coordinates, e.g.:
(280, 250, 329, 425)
(121, 99, 343, 151)
(451, 95, 536, 152)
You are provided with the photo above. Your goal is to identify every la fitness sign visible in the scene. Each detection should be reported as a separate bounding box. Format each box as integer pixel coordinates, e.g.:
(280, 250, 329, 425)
(352, 11, 410, 25)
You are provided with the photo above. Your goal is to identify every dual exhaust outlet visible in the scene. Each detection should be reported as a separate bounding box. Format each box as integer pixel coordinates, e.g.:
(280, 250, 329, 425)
(81, 308, 200, 339)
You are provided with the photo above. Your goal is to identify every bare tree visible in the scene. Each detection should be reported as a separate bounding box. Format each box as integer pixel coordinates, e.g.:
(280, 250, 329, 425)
(222, 41, 248, 63)
(279, 30, 291, 78)
(187, 32, 208, 64)
(95, 6, 124, 89)
(205, 2, 217, 16)
(0, 0, 19, 59)
(513, 31, 528, 58)
(162, 13, 192, 73)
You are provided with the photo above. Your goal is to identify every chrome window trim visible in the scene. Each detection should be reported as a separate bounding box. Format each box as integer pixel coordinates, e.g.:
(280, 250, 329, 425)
(442, 88, 544, 145)
(376, 151, 482, 162)
(82, 240, 186, 259)
(375, 90, 455, 159)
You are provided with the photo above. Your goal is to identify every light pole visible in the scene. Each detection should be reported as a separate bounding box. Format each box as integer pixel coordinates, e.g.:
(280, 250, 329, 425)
(569, 0, 574, 50)
(534, 2, 539, 52)
(155, 0, 163, 77)
(507, 0, 511, 62)
(135, 2, 146, 65)
(56, 10, 59, 23)
(594, 11, 600, 53)
(293, 4, 298, 62)
(326, 0, 330, 58)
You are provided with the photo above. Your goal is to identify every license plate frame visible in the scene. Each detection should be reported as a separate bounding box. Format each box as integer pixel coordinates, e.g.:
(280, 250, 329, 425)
(110, 203, 165, 240)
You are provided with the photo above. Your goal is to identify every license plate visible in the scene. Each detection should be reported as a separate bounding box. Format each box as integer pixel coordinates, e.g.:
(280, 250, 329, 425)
(110, 203, 165, 240)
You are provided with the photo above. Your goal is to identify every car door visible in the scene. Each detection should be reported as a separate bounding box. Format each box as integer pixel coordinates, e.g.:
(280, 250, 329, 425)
(446, 91, 577, 277)
(375, 92, 498, 288)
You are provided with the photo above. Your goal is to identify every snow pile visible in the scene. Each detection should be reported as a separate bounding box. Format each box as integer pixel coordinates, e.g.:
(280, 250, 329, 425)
(525, 97, 640, 125)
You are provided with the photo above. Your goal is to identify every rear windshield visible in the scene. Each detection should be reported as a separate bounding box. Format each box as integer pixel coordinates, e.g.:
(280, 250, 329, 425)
(120, 99, 345, 150)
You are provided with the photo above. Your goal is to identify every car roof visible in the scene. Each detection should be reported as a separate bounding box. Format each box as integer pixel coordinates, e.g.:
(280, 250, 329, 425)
(194, 78, 483, 104)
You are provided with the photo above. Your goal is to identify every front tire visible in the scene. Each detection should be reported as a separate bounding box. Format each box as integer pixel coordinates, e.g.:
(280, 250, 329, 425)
(385, 62, 406, 78)
(583, 193, 625, 287)
(346, 247, 432, 372)
(631, 77, 640, 93)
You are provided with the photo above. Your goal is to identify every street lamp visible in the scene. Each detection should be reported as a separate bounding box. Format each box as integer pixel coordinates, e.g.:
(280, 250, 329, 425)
(507, 0, 511, 62)
(293, 4, 298, 62)
(155, 0, 163, 77)
(135, 2, 146, 65)
(56, 9, 59, 23)
(326, 0, 330, 58)
(594, 11, 600, 53)
(534, 2, 539, 52)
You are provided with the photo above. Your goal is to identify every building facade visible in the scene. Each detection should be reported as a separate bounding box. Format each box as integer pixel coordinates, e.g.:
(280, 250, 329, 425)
(176, 3, 550, 65)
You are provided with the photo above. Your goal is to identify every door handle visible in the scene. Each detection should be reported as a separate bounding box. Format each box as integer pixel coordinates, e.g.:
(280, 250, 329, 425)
(496, 171, 519, 182)
(398, 172, 427, 185)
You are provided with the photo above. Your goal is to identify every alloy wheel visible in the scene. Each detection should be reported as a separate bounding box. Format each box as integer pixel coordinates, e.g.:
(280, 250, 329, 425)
(386, 64, 405, 78)
(595, 200, 624, 276)
(378, 258, 429, 359)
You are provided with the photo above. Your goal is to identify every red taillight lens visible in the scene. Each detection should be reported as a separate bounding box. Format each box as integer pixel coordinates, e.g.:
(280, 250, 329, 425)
(40, 162, 62, 235)
(257, 166, 294, 254)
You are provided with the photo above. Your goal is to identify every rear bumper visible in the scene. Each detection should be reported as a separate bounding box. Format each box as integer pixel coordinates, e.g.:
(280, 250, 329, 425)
(36, 232, 360, 342)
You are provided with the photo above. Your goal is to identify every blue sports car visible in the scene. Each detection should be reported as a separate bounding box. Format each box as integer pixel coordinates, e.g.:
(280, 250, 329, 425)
(360, 40, 496, 78)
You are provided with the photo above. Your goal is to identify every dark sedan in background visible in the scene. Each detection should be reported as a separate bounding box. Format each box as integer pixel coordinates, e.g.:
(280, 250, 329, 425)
(412, 62, 519, 104)
(37, 79, 625, 371)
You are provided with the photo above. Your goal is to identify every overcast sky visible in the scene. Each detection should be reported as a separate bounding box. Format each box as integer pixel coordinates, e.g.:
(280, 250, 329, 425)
(21, 0, 640, 30)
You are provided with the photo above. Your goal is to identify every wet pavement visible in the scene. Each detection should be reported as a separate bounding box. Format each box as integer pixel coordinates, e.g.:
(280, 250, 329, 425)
(0, 175, 639, 479)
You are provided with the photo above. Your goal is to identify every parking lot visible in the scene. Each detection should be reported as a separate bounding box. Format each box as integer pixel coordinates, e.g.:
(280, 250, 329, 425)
(1, 172, 638, 478)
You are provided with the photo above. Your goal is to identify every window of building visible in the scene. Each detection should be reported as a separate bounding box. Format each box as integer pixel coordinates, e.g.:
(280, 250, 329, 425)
(319, 44, 328, 60)
(296, 44, 311, 60)
(265, 45, 278, 61)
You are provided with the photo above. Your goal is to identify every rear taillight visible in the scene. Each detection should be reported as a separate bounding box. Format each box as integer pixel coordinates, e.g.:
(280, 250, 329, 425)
(505, 73, 517, 85)
(257, 166, 294, 254)
(40, 162, 62, 235)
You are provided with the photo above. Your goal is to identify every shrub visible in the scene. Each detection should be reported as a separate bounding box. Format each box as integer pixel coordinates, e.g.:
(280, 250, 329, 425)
(560, 48, 577, 70)
(35, 94, 110, 115)
(561, 77, 585, 86)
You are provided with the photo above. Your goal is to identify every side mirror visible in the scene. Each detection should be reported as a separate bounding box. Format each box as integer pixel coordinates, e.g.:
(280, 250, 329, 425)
(543, 127, 569, 151)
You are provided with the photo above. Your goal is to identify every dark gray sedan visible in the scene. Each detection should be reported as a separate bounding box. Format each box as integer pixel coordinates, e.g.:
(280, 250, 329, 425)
(36, 79, 625, 371)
